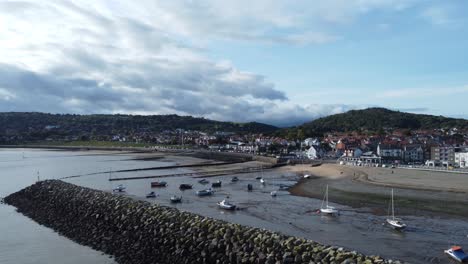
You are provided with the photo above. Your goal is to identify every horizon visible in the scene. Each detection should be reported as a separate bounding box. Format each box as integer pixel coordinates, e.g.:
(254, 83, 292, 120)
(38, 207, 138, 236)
(1, 1, 467, 127)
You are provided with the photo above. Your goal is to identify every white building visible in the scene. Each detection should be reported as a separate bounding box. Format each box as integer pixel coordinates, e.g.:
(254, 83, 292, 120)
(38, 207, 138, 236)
(455, 152, 468, 168)
(306, 146, 323, 160)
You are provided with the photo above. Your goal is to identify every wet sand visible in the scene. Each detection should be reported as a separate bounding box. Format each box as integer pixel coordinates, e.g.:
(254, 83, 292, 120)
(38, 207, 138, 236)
(287, 164, 468, 218)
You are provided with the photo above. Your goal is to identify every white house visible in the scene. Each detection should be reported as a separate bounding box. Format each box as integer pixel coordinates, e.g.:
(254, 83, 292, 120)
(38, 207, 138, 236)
(455, 152, 468, 168)
(303, 138, 321, 147)
(306, 146, 323, 160)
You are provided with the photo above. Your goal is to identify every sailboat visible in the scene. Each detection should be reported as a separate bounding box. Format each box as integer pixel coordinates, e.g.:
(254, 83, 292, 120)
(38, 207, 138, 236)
(320, 185, 339, 215)
(386, 189, 407, 230)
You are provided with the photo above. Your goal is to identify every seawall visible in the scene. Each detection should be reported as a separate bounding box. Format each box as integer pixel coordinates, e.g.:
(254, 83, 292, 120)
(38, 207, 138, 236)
(5, 180, 400, 264)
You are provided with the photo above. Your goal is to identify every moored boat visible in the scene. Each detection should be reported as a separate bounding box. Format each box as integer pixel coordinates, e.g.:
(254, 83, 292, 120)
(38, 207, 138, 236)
(217, 199, 236, 210)
(146, 191, 157, 198)
(247, 184, 253, 191)
(270, 191, 277, 197)
(170, 195, 182, 203)
(260, 178, 266, 185)
(196, 188, 214, 196)
(231, 176, 239, 182)
(198, 179, 209, 184)
(179, 184, 193, 190)
(445, 246, 468, 263)
(386, 189, 407, 230)
(113, 184, 126, 192)
(151, 181, 167, 188)
(320, 185, 339, 215)
(211, 180, 222, 188)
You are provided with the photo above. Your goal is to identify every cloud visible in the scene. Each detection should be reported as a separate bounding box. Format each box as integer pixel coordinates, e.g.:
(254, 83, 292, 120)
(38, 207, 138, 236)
(421, 5, 457, 26)
(378, 85, 468, 99)
(0, 0, 438, 127)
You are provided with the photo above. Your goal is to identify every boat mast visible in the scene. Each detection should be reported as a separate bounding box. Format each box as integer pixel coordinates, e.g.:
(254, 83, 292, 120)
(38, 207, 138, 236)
(391, 189, 395, 220)
(326, 184, 329, 208)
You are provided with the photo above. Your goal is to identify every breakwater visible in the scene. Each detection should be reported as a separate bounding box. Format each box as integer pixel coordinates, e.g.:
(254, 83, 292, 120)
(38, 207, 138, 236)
(5, 180, 400, 264)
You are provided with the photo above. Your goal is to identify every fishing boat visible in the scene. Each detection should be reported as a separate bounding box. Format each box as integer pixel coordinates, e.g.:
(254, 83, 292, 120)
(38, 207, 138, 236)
(247, 184, 253, 191)
(270, 191, 277, 197)
(151, 181, 167, 187)
(231, 176, 239, 182)
(146, 191, 157, 198)
(196, 188, 214, 196)
(170, 195, 182, 203)
(386, 189, 407, 230)
(179, 184, 193, 190)
(320, 185, 339, 215)
(198, 179, 209, 184)
(113, 184, 126, 193)
(211, 180, 222, 188)
(217, 199, 236, 210)
(444, 246, 468, 263)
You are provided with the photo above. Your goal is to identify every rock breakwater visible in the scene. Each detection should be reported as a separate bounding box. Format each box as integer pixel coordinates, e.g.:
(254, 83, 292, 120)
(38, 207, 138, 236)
(5, 180, 403, 264)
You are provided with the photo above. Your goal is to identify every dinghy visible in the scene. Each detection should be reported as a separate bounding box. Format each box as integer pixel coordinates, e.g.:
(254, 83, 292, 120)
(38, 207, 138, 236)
(198, 179, 209, 184)
(113, 184, 126, 193)
(260, 178, 266, 185)
(211, 180, 222, 188)
(196, 188, 214, 196)
(231, 177, 239, 182)
(151, 181, 167, 187)
(217, 199, 236, 210)
(146, 191, 157, 198)
(445, 246, 468, 263)
(270, 191, 277, 197)
(170, 195, 182, 203)
(179, 184, 193, 190)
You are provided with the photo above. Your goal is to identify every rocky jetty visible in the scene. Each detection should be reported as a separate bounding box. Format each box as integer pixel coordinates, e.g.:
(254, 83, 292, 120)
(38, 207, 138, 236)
(5, 180, 404, 264)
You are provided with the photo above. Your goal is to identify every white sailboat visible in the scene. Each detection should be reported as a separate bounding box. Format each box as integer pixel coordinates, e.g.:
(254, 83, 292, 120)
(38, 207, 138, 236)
(320, 185, 339, 215)
(386, 189, 407, 230)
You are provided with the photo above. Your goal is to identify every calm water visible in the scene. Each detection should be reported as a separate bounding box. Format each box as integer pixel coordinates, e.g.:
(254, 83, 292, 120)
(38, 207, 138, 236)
(1, 149, 468, 264)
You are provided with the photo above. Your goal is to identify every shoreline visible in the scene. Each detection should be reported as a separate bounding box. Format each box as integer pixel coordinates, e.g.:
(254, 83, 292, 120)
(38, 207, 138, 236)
(286, 164, 468, 219)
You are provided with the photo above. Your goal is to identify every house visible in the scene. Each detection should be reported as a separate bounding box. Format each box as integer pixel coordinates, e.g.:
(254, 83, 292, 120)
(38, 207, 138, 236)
(402, 145, 424, 163)
(431, 145, 456, 166)
(306, 145, 323, 160)
(303, 138, 321, 147)
(455, 151, 468, 168)
(377, 144, 402, 160)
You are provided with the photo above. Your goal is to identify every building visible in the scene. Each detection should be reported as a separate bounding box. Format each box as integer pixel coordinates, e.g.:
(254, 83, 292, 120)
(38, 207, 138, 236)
(402, 145, 424, 163)
(306, 145, 323, 160)
(455, 152, 468, 168)
(377, 144, 402, 161)
(431, 145, 456, 166)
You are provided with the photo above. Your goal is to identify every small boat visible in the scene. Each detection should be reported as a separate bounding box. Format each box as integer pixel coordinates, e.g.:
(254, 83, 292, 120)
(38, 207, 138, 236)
(445, 246, 468, 263)
(217, 199, 236, 210)
(304, 174, 311, 179)
(255, 176, 262, 180)
(179, 184, 193, 190)
(198, 179, 209, 184)
(247, 184, 253, 191)
(211, 180, 222, 188)
(386, 189, 407, 230)
(151, 181, 167, 188)
(113, 184, 126, 192)
(196, 188, 214, 196)
(231, 177, 239, 182)
(270, 191, 277, 197)
(260, 178, 266, 185)
(320, 185, 339, 215)
(146, 191, 157, 198)
(170, 195, 182, 203)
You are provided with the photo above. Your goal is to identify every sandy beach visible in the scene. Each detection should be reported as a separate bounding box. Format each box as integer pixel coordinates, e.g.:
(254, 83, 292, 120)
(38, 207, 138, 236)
(285, 163, 468, 218)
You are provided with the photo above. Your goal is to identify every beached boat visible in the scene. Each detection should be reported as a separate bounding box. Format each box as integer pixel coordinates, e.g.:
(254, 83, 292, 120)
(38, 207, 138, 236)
(198, 179, 209, 184)
(146, 191, 157, 198)
(320, 185, 339, 215)
(386, 189, 407, 230)
(231, 176, 239, 182)
(247, 184, 253, 191)
(170, 195, 182, 203)
(217, 199, 236, 210)
(151, 181, 167, 187)
(211, 180, 222, 188)
(270, 191, 277, 197)
(196, 188, 214, 196)
(179, 184, 193, 190)
(113, 184, 126, 192)
(445, 246, 468, 263)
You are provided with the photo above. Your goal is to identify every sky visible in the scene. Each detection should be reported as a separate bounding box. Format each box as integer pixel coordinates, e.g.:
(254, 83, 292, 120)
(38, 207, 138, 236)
(0, 0, 467, 127)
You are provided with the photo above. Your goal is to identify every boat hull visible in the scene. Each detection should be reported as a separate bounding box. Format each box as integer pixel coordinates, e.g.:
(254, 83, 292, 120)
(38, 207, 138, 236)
(386, 219, 407, 230)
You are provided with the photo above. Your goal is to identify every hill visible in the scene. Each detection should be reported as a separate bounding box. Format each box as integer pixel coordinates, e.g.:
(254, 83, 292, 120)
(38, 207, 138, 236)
(283, 108, 468, 137)
(0, 112, 278, 142)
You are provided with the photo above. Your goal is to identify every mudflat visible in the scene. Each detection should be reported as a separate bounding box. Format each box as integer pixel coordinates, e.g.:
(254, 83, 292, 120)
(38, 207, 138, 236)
(286, 163, 468, 218)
